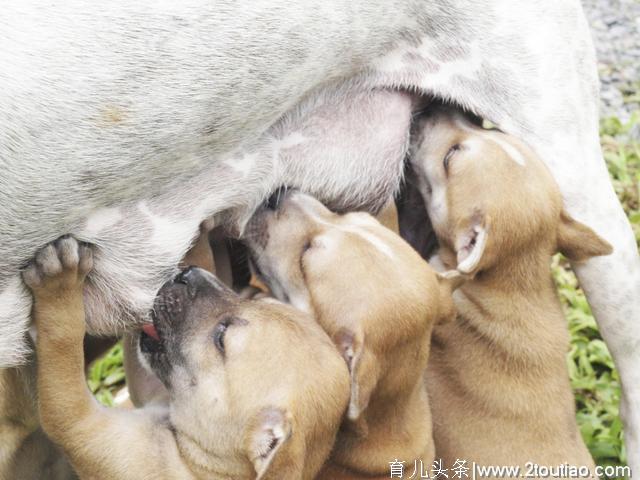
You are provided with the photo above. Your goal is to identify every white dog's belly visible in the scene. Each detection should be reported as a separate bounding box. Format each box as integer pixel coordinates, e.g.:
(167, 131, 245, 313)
(0, 86, 413, 364)
(0, 0, 508, 364)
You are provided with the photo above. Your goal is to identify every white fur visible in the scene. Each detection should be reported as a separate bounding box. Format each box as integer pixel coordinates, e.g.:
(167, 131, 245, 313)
(456, 226, 488, 274)
(0, 278, 32, 364)
(83, 207, 124, 236)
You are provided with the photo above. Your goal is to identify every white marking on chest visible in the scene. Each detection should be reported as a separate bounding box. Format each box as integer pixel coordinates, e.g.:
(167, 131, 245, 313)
(83, 207, 123, 236)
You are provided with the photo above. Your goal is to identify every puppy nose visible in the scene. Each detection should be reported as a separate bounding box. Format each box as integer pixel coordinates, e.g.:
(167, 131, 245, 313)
(174, 267, 235, 297)
(265, 187, 289, 210)
(175, 266, 197, 285)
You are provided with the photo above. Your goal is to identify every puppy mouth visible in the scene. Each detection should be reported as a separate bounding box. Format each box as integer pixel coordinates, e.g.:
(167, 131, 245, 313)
(142, 322, 160, 341)
(139, 279, 188, 355)
(139, 308, 165, 355)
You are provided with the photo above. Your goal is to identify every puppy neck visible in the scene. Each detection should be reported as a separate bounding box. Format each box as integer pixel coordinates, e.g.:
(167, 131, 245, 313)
(471, 245, 556, 296)
(445, 243, 571, 376)
(330, 364, 434, 475)
(174, 427, 255, 480)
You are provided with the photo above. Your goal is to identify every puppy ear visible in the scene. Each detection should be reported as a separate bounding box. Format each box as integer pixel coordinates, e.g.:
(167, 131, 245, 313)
(557, 210, 612, 262)
(245, 407, 292, 480)
(435, 270, 465, 322)
(333, 328, 379, 423)
(454, 211, 489, 274)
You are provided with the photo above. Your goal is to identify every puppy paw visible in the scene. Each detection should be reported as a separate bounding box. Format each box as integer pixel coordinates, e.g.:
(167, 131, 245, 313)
(22, 236, 94, 296)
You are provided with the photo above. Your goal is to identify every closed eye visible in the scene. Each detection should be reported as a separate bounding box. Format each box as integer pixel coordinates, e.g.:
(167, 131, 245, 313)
(443, 144, 461, 175)
(213, 318, 231, 355)
(212, 316, 248, 356)
(299, 240, 312, 274)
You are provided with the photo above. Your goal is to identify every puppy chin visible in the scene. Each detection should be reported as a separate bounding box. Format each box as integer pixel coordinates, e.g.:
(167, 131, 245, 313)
(136, 333, 172, 387)
(136, 334, 157, 375)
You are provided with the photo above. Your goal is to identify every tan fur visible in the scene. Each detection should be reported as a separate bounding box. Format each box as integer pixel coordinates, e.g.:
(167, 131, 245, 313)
(0, 220, 221, 480)
(0, 357, 76, 480)
(245, 192, 460, 478)
(410, 108, 611, 475)
(22, 237, 350, 480)
(374, 196, 400, 234)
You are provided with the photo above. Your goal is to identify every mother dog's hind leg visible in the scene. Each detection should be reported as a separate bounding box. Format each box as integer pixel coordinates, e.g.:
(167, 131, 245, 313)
(560, 155, 640, 469)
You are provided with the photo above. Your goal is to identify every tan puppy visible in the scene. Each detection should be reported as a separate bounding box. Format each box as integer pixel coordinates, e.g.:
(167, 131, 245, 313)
(410, 107, 611, 474)
(22, 236, 350, 480)
(0, 219, 221, 480)
(245, 191, 460, 479)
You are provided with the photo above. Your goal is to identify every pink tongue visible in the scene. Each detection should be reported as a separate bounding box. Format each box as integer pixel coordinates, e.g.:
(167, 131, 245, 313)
(142, 323, 160, 341)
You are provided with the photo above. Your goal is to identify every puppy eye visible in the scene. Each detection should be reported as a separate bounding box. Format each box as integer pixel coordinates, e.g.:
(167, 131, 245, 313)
(443, 144, 461, 174)
(213, 318, 232, 355)
(302, 240, 312, 253)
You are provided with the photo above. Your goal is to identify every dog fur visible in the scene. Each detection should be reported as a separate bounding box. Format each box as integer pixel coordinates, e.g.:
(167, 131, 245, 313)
(1, 0, 638, 468)
(21, 237, 350, 480)
(410, 107, 608, 473)
(245, 191, 461, 478)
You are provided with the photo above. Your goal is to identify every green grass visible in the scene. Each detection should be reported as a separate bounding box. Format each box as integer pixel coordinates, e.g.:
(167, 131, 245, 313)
(89, 112, 640, 469)
(87, 342, 125, 407)
(554, 112, 639, 469)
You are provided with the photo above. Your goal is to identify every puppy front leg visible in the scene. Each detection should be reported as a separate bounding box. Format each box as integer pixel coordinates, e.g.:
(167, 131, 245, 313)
(23, 237, 95, 446)
(23, 237, 191, 480)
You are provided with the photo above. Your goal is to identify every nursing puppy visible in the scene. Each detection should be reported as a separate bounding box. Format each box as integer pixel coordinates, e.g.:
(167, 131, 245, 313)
(22, 237, 350, 480)
(410, 108, 610, 472)
(246, 191, 461, 478)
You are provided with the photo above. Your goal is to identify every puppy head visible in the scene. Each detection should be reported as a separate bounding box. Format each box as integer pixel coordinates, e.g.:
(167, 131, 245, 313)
(139, 267, 350, 479)
(245, 191, 460, 423)
(410, 107, 612, 275)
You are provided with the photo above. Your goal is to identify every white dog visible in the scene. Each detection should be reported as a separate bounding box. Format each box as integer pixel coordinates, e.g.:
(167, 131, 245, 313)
(0, 0, 638, 471)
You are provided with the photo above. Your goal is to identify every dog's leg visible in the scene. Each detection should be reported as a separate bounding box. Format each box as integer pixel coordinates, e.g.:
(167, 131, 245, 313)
(560, 164, 640, 469)
(23, 237, 188, 479)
